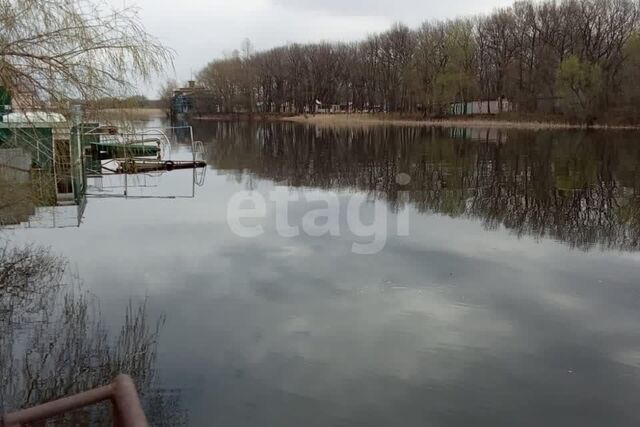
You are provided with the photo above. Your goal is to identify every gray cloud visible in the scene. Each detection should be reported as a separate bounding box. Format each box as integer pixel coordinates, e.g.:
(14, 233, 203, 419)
(272, 0, 512, 19)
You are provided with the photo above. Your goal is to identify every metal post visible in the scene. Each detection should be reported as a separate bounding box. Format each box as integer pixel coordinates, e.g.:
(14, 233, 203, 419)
(70, 105, 82, 202)
(190, 126, 195, 198)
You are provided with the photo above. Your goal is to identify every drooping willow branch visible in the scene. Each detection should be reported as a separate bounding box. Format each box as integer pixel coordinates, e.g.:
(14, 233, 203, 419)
(0, 0, 174, 111)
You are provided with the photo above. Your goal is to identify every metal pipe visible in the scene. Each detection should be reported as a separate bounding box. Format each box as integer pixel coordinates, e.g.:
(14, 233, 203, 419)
(111, 375, 148, 427)
(2, 375, 148, 427)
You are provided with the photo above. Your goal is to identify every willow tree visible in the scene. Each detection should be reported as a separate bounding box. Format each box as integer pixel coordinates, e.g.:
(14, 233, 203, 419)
(0, 0, 172, 111)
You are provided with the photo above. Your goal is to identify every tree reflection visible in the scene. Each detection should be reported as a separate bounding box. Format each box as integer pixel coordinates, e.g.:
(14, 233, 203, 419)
(202, 122, 640, 250)
(0, 239, 187, 425)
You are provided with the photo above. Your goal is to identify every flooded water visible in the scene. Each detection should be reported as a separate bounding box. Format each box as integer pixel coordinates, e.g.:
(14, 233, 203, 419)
(4, 121, 640, 426)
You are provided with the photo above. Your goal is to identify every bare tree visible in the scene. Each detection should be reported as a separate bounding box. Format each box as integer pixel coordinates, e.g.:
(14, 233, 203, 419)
(158, 78, 179, 110)
(195, 0, 640, 122)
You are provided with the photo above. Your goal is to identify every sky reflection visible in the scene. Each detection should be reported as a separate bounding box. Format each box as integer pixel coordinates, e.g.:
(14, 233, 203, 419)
(6, 123, 640, 426)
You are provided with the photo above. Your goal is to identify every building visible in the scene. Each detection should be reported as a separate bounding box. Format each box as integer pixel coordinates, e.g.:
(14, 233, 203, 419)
(449, 98, 514, 116)
(170, 81, 217, 118)
(0, 111, 86, 227)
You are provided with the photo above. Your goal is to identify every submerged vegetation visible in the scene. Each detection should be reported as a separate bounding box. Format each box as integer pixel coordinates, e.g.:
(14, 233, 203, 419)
(0, 238, 187, 424)
(197, 0, 640, 124)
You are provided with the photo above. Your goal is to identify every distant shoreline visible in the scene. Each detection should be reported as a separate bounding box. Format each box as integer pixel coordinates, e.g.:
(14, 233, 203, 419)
(93, 107, 166, 120)
(186, 111, 640, 130)
(281, 113, 640, 130)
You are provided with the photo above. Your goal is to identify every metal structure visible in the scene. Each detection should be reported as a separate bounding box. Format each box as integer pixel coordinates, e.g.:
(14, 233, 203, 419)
(0, 112, 87, 228)
(84, 125, 206, 200)
(0, 115, 207, 227)
(1, 375, 147, 427)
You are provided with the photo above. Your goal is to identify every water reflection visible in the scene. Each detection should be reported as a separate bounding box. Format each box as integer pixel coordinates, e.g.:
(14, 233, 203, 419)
(2, 119, 639, 425)
(0, 122, 206, 228)
(199, 122, 640, 250)
(0, 157, 85, 228)
(0, 239, 187, 425)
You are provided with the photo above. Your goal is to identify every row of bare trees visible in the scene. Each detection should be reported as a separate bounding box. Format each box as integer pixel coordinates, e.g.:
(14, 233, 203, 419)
(196, 0, 640, 122)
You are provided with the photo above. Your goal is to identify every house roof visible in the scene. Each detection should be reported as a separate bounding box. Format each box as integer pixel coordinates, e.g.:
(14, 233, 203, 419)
(1, 112, 67, 128)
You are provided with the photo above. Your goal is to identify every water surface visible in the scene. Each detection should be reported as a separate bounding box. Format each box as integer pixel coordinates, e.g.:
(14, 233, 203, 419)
(5, 121, 640, 426)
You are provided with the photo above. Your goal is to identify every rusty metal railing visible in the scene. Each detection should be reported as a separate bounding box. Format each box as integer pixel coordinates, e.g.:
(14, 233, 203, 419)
(1, 375, 148, 427)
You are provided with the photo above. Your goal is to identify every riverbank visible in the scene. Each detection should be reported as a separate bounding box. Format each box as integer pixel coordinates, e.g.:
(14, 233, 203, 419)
(281, 113, 640, 130)
(191, 112, 295, 122)
(93, 108, 166, 120)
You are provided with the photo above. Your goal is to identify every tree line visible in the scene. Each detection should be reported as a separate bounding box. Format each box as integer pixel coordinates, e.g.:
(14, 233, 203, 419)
(196, 0, 640, 123)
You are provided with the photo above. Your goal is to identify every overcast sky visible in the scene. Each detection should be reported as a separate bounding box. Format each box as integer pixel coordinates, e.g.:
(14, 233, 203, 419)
(113, 0, 514, 97)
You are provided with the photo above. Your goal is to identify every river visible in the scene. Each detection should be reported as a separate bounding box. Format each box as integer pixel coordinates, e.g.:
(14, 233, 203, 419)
(3, 120, 640, 426)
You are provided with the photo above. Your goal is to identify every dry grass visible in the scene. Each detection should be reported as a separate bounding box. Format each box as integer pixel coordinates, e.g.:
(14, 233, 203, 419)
(91, 108, 166, 121)
(282, 113, 640, 130)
